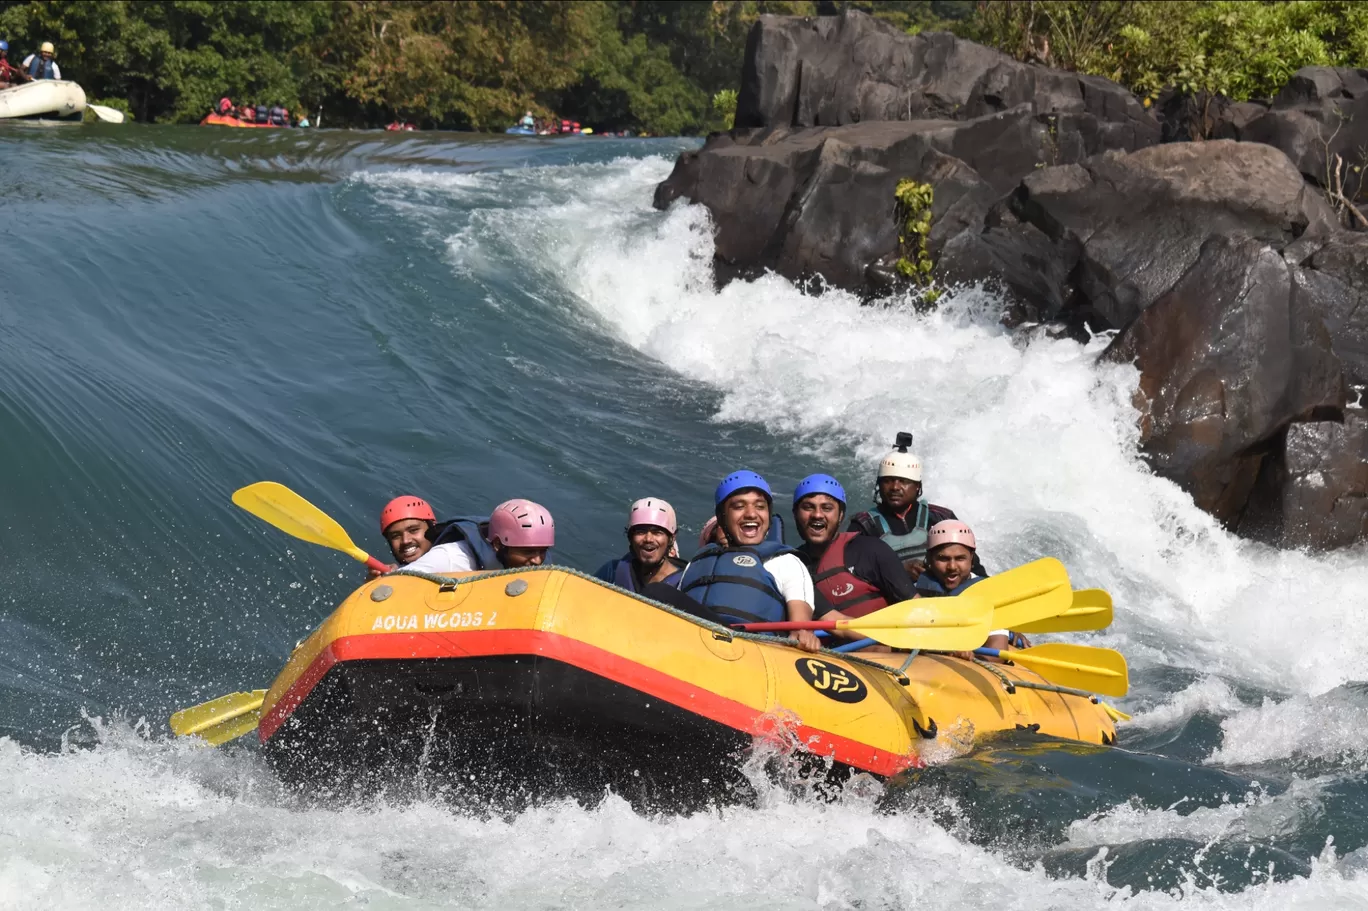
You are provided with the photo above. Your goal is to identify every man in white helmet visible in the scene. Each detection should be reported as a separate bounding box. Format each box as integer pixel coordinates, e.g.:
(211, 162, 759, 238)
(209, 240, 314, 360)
(846, 432, 984, 581)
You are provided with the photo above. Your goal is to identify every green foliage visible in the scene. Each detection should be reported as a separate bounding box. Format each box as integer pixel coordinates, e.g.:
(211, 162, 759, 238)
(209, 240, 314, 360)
(893, 178, 940, 301)
(867, 0, 975, 35)
(957, 1, 1368, 105)
(6, 0, 1364, 130)
(712, 88, 738, 130)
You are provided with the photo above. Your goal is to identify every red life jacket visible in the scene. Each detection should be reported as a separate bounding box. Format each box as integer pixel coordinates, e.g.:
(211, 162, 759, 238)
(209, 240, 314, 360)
(812, 532, 887, 618)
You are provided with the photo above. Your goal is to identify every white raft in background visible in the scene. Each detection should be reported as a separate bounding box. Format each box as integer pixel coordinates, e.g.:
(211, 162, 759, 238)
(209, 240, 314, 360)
(0, 80, 87, 121)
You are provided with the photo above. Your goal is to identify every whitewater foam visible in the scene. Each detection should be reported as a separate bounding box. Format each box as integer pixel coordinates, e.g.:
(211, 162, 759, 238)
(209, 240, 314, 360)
(5, 726, 1368, 910)
(369, 153, 1368, 701)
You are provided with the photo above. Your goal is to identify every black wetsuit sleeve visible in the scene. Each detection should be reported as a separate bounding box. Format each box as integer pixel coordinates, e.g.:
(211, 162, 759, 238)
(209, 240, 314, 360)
(853, 535, 918, 603)
(811, 587, 837, 619)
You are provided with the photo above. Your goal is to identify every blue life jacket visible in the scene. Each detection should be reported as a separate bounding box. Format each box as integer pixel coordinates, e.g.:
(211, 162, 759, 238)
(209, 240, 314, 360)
(427, 516, 502, 570)
(27, 55, 54, 80)
(766, 514, 786, 544)
(915, 573, 984, 597)
(596, 554, 683, 593)
(678, 540, 797, 626)
(255, 104, 268, 124)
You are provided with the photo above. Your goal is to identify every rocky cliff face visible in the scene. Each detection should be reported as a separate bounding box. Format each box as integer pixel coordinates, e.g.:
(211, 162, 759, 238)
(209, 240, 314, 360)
(654, 9, 1368, 551)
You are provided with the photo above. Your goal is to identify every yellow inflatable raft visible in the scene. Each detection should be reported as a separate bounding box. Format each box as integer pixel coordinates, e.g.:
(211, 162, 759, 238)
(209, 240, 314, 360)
(258, 567, 1116, 799)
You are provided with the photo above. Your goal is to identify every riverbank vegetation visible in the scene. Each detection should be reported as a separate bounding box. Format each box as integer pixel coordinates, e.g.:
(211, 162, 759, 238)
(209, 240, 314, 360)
(0, 1, 1364, 131)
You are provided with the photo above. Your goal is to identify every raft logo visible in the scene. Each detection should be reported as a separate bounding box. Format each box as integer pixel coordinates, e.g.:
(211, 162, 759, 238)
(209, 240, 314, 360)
(795, 658, 867, 703)
(731, 554, 758, 568)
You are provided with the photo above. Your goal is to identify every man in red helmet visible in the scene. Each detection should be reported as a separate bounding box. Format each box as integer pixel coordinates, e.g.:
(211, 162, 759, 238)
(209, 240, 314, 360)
(374, 496, 437, 576)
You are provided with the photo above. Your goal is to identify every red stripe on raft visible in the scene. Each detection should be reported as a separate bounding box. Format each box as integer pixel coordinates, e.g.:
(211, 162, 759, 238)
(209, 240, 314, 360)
(257, 629, 922, 775)
(258, 642, 341, 743)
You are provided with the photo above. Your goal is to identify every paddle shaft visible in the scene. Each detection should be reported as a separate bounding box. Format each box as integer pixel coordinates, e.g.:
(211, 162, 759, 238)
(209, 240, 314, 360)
(363, 554, 391, 574)
(740, 621, 836, 632)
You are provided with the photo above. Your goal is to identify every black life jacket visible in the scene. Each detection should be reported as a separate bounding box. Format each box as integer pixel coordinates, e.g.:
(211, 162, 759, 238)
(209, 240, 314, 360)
(607, 554, 683, 593)
(812, 532, 888, 618)
(678, 540, 796, 626)
(915, 573, 985, 597)
(427, 516, 501, 570)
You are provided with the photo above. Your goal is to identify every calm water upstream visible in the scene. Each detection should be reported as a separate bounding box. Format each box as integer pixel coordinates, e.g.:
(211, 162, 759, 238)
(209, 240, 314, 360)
(2, 123, 1368, 908)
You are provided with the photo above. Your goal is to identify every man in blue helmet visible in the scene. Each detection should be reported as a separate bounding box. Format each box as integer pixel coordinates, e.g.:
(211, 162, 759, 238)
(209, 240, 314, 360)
(0, 41, 29, 86)
(791, 475, 917, 631)
(677, 470, 821, 652)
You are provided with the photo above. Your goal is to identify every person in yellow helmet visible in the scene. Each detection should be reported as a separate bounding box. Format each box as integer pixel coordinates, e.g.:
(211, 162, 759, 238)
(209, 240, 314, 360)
(23, 41, 60, 80)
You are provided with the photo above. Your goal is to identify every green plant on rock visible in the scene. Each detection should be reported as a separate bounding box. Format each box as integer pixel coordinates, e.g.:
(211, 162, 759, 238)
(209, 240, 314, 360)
(712, 88, 738, 129)
(894, 178, 941, 303)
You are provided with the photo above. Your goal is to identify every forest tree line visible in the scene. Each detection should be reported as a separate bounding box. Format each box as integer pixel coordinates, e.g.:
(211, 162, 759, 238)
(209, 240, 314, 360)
(0, 1, 1365, 131)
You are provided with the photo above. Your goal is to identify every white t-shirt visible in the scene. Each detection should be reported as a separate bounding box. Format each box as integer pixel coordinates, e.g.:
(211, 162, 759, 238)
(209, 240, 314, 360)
(402, 540, 481, 574)
(22, 56, 60, 79)
(763, 553, 814, 607)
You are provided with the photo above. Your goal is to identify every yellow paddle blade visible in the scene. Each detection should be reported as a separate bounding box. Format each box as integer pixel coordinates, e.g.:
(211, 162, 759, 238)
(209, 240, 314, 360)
(978, 557, 1074, 631)
(1002, 643, 1129, 698)
(1013, 587, 1114, 634)
(1101, 703, 1131, 723)
(837, 596, 993, 651)
(232, 481, 371, 564)
(170, 690, 266, 746)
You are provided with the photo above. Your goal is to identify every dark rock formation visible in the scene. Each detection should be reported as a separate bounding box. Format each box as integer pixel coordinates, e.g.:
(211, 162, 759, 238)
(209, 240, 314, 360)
(1239, 414, 1368, 550)
(1154, 88, 1267, 143)
(1302, 233, 1368, 388)
(1102, 235, 1345, 522)
(940, 140, 1338, 327)
(1223, 67, 1368, 212)
(736, 12, 1158, 153)
(657, 13, 1160, 295)
(654, 112, 1039, 291)
(652, 9, 1368, 549)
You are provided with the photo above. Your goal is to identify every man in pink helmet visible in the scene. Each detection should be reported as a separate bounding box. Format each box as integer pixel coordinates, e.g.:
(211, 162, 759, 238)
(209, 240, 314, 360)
(595, 498, 684, 593)
(485, 498, 555, 568)
(917, 520, 1027, 659)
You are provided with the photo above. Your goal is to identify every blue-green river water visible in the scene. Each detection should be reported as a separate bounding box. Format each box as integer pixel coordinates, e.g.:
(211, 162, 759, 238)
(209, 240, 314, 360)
(2, 123, 1368, 908)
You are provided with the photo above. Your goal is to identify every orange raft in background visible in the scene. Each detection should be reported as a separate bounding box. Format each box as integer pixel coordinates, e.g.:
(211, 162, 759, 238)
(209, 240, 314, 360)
(258, 567, 1117, 804)
(200, 113, 287, 128)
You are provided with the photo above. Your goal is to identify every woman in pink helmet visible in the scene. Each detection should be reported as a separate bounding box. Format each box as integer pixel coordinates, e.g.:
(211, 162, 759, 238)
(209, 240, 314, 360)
(917, 520, 1027, 659)
(594, 498, 684, 593)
